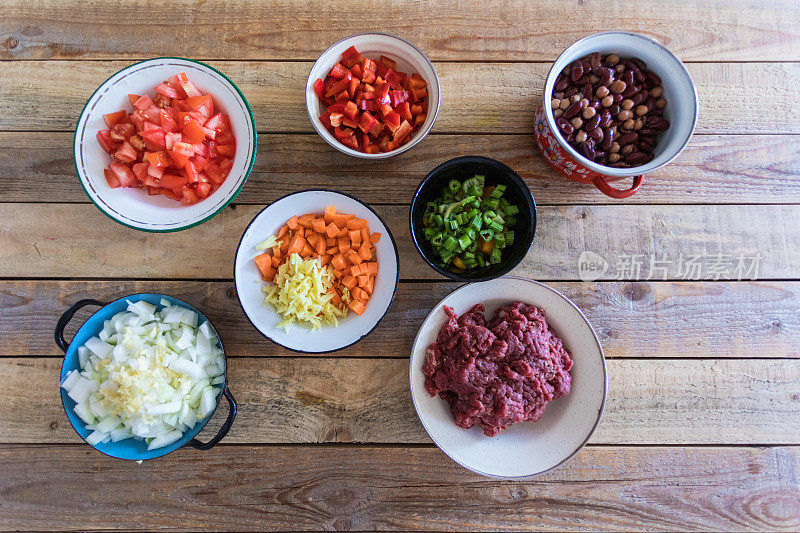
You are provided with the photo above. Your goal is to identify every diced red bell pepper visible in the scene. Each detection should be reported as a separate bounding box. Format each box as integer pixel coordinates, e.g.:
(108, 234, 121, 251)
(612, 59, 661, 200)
(343, 101, 359, 121)
(329, 112, 343, 127)
(397, 102, 412, 123)
(411, 86, 428, 102)
(340, 46, 362, 68)
(379, 55, 397, 71)
(359, 99, 375, 111)
(393, 119, 413, 141)
(335, 90, 350, 102)
(383, 111, 401, 132)
(329, 62, 349, 80)
(340, 134, 359, 151)
(324, 71, 353, 98)
(327, 102, 347, 114)
(348, 77, 360, 98)
(358, 111, 378, 134)
(361, 69, 376, 84)
(414, 113, 427, 127)
(313, 78, 326, 101)
(384, 69, 402, 90)
(342, 117, 358, 129)
(390, 90, 409, 107)
(319, 111, 333, 129)
(349, 63, 363, 79)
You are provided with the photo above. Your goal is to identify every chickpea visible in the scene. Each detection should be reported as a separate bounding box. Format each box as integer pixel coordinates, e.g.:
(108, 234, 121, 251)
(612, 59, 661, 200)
(621, 99, 634, 110)
(575, 130, 588, 143)
(635, 105, 649, 116)
(588, 74, 600, 84)
(621, 144, 634, 155)
(579, 98, 590, 109)
(606, 54, 620, 65)
(559, 99, 570, 110)
(615, 64, 626, 73)
(582, 106, 596, 119)
(617, 109, 633, 121)
(570, 94, 581, 103)
(650, 86, 663, 98)
(553, 108, 564, 118)
(554, 92, 565, 99)
(610, 142, 621, 154)
(551, 98, 561, 110)
(610, 80, 627, 93)
(623, 118, 635, 130)
(608, 152, 621, 163)
(571, 117, 584, 129)
(656, 97, 667, 109)
(633, 118, 644, 130)
(601, 95, 614, 107)
(595, 86, 610, 98)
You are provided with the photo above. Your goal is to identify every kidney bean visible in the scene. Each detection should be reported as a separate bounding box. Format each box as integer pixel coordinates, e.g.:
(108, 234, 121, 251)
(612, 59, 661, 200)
(576, 74, 590, 85)
(557, 117, 574, 135)
(565, 86, 578, 98)
(564, 100, 583, 119)
(599, 109, 613, 127)
(639, 139, 656, 152)
(638, 127, 658, 138)
(582, 83, 594, 99)
(617, 132, 638, 146)
(631, 92, 646, 106)
(621, 84, 640, 98)
(570, 60, 584, 82)
(555, 75, 569, 92)
(622, 69, 635, 87)
(601, 127, 615, 150)
(579, 139, 596, 160)
(608, 103, 621, 116)
(565, 132, 575, 143)
(590, 52, 602, 70)
(647, 116, 671, 130)
(584, 112, 601, 131)
(646, 71, 662, 85)
(626, 151, 648, 165)
(588, 127, 604, 142)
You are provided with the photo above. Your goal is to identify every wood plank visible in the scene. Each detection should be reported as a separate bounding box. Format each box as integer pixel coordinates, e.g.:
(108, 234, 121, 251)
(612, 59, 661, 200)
(3, 358, 798, 445)
(2, 280, 798, 359)
(3, 0, 800, 61)
(1, 203, 798, 280)
(2, 61, 799, 134)
(3, 132, 800, 205)
(1, 445, 798, 531)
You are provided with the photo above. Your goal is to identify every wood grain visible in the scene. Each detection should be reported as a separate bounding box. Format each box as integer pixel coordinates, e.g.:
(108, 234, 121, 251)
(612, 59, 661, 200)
(3, 358, 799, 445)
(1, 203, 797, 280)
(1, 444, 798, 531)
(3, 0, 800, 61)
(3, 132, 800, 205)
(2, 61, 800, 134)
(2, 280, 798, 359)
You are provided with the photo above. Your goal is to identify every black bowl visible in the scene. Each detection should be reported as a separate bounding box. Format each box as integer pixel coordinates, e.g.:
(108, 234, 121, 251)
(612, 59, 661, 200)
(409, 156, 536, 281)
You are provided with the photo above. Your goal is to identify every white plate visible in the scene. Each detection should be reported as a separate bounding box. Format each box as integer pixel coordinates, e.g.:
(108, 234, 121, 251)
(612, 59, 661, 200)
(234, 190, 399, 353)
(306, 32, 441, 159)
(74, 57, 257, 232)
(410, 277, 607, 478)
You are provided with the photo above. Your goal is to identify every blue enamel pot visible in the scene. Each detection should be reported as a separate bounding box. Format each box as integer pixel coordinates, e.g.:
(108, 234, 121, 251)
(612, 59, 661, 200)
(55, 293, 237, 460)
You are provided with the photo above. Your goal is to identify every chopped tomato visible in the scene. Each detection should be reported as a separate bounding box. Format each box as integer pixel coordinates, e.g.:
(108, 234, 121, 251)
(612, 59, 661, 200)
(96, 72, 235, 204)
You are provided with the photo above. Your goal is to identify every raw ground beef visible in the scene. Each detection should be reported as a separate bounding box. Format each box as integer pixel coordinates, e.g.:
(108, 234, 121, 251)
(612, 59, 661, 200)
(422, 302, 573, 437)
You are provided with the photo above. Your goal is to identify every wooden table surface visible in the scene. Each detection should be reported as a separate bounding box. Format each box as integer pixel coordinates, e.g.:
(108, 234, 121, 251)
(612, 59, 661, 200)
(2, 1, 800, 531)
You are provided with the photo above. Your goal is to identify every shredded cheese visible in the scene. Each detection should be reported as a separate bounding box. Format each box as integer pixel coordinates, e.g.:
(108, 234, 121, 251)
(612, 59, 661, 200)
(263, 253, 347, 331)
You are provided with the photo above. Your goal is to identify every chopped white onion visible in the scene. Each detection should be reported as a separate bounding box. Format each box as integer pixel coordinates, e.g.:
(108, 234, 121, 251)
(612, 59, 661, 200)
(85, 337, 113, 357)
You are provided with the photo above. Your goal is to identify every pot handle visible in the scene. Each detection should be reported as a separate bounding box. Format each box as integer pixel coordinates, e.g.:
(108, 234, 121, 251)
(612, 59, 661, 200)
(188, 385, 238, 451)
(592, 174, 643, 199)
(54, 299, 106, 353)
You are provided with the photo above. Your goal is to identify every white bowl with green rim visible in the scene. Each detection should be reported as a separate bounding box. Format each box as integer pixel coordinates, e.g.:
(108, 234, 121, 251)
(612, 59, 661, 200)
(73, 57, 257, 232)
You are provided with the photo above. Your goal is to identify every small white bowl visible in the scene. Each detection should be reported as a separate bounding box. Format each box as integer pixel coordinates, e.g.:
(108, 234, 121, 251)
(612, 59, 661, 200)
(74, 57, 257, 232)
(410, 277, 608, 478)
(306, 33, 441, 159)
(234, 190, 400, 353)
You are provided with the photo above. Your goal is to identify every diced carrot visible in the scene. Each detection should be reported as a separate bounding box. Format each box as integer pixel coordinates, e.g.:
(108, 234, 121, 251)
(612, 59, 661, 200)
(338, 237, 351, 252)
(271, 255, 282, 268)
(365, 276, 374, 295)
(287, 234, 306, 255)
(311, 218, 327, 233)
(254, 253, 273, 277)
(298, 213, 316, 228)
(324, 205, 337, 224)
(331, 254, 347, 271)
(326, 237, 336, 247)
(346, 218, 368, 230)
(305, 227, 314, 237)
(286, 215, 299, 230)
(342, 275, 357, 290)
(271, 244, 282, 256)
(307, 233, 320, 247)
(278, 224, 289, 238)
(365, 262, 378, 275)
(349, 229, 362, 245)
(369, 232, 382, 244)
(333, 268, 344, 278)
(348, 300, 366, 316)
(357, 274, 370, 288)
(350, 262, 368, 276)
(358, 241, 373, 261)
(326, 246, 338, 255)
(280, 238, 290, 254)
(325, 222, 340, 238)
(315, 238, 326, 255)
(346, 250, 363, 265)
(360, 227, 370, 242)
(319, 254, 332, 266)
(300, 242, 314, 258)
(332, 213, 355, 227)
(352, 287, 368, 301)
(337, 226, 349, 238)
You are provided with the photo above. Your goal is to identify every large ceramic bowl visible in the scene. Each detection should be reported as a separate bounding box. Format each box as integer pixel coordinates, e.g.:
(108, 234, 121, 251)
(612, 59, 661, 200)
(234, 189, 400, 353)
(74, 57, 257, 232)
(306, 33, 440, 159)
(56, 294, 237, 460)
(410, 277, 607, 478)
